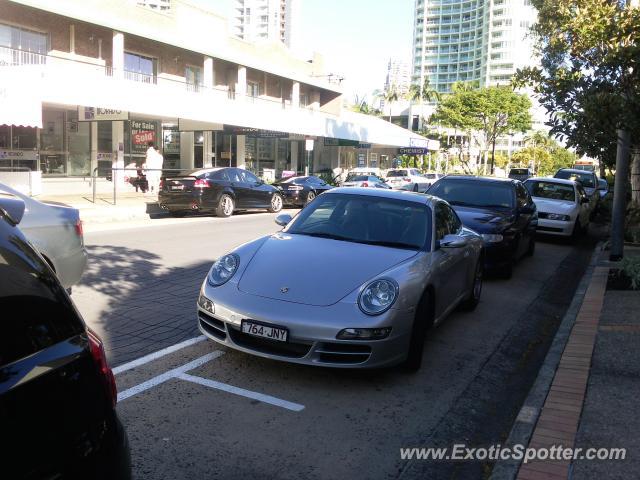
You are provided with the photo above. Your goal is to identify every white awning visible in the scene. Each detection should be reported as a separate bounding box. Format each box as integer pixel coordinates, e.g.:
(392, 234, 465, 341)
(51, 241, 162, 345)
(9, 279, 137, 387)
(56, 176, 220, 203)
(0, 67, 43, 128)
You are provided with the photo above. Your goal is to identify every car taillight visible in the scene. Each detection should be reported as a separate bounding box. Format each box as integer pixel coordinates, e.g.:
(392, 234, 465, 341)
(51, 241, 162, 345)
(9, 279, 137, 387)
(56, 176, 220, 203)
(403, 177, 411, 182)
(87, 328, 118, 408)
(74, 219, 83, 237)
(194, 179, 210, 188)
(362, 182, 369, 187)
(289, 185, 304, 191)
(159, 179, 164, 189)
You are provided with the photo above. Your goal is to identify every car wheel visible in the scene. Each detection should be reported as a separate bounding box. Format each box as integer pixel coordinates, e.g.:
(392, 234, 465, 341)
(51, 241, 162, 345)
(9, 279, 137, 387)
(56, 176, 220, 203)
(268, 193, 283, 213)
(402, 290, 434, 372)
(216, 194, 234, 217)
(306, 191, 316, 204)
(526, 234, 535, 257)
(460, 259, 483, 311)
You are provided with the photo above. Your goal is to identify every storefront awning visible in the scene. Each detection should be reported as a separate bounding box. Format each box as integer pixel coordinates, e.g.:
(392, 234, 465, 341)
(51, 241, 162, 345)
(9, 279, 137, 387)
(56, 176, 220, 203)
(0, 67, 43, 128)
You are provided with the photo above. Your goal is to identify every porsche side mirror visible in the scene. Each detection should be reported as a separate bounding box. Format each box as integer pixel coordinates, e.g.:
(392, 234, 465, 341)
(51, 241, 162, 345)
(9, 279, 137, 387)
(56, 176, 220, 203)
(275, 214, 292, 227)
(439, 234, 467, 249)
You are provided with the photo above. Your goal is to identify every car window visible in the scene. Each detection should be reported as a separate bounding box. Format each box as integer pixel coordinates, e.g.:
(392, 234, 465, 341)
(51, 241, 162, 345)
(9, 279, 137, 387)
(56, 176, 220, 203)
(410, 169, 420, 176)
(286, 193, 432, 250)
(239, 170, 259, 184)
(210, 170, 229, 181)
(346, 175, 368, 182)
(226, 169, 242, 183)
(555, 170, 596, 188)
(387, 170, 408, 177)
(435, 202, 454, 240)
(428, 179, 515, 209)
(525, 181, 576, 202)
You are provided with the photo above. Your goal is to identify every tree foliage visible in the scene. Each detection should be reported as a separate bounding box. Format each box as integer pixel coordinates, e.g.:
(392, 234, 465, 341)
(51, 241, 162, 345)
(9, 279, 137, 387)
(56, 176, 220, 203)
(515, 0, 640, 170)
(431, 85, 532, 172)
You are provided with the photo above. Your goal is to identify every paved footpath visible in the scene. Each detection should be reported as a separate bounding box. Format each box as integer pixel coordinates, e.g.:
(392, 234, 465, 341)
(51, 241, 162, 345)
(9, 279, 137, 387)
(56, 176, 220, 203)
(509, 247, 640, 479)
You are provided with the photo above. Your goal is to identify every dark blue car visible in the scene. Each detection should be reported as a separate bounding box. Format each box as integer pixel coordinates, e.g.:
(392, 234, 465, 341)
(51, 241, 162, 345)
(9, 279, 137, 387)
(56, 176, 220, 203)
(427, 176, 537, 278)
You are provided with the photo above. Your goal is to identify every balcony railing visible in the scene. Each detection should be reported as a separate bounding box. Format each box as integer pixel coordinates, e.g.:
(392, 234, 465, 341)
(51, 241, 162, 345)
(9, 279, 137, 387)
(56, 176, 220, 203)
(1, 46, 318, 114)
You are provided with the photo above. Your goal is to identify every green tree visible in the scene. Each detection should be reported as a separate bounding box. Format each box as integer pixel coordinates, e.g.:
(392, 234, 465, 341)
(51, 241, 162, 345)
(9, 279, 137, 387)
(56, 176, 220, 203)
(374, 84, 401, 122)
(515, 0, 640, 205)
(431, 86, 532, 173)
(350, 94, 381, 116)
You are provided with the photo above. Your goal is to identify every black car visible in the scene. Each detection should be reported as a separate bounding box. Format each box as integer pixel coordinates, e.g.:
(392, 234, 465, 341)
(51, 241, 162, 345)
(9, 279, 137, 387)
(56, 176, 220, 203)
(427, 176, 537, 277)
(273, 175, 333, 207)
(508, 167, 534, 182)
(158, 167, 284, 217)
(0, 194, 131, 479)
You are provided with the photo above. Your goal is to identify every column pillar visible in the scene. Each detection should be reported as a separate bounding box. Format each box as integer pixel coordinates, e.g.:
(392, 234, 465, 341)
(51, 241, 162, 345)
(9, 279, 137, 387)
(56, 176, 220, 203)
(180, 132, 195, 170)
(204, 56, 214, 89)
(90, 122, 98, 177)
(310, 91, 320, 111)
(112, 120, 125, 184)
(236, 135, 246, 169)
(237, 66, 247, 99)
(112, 31, 124, 78)
(290, 141, 298, 172)
(291, 81, 300, 108)
(203, 131, 214, 168)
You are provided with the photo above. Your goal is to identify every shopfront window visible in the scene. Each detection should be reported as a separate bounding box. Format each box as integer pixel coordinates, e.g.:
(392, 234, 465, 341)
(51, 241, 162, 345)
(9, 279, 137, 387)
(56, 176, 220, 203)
(162, 125, 180, 169)
(67, 109, 90, 176)
(40, 108, 65, 175)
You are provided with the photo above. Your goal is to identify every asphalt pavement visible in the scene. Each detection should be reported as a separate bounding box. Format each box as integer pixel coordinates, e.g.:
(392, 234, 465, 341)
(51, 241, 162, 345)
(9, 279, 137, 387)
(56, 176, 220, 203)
(68, 214, 598, 479)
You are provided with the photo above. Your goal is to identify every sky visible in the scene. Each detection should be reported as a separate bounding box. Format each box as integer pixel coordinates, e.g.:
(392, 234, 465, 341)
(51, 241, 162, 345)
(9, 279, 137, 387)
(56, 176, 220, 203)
(191, 0, 415, 103)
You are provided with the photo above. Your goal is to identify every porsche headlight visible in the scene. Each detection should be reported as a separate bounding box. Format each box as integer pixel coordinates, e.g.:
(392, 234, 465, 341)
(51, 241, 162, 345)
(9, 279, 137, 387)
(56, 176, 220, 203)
(358, 279, 399, 316)
(208, 254, 239, 287)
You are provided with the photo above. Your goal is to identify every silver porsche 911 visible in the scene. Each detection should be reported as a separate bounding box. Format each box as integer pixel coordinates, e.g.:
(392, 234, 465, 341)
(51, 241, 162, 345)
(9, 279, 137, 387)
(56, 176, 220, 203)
(197, 187, 484, 370)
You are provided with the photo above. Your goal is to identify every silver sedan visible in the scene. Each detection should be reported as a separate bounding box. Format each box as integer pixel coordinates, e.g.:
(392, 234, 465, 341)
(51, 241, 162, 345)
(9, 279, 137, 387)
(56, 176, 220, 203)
(197, 188, 484, 370)
(0, 182, 87, 290)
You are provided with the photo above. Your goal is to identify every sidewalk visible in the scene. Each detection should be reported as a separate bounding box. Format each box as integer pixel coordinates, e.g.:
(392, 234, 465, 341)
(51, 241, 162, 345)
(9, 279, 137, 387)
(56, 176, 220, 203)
(494, 245, 640, 479)
(39, 190, 166, 225)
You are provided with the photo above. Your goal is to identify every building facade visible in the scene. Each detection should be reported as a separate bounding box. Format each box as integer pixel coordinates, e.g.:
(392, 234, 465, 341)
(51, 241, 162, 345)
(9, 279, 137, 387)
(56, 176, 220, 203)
(0, 0, 425, 194)
(384, 58, 411, 97)
(136, 0, 171, 12)
(412, 0, 536, 95)
(232, 0, 299, 50)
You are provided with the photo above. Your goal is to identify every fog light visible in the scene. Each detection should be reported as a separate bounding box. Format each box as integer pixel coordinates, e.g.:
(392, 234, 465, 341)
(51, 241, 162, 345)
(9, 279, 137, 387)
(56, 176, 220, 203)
(197, 294, 215, 314)
(336, 327, 392, 340)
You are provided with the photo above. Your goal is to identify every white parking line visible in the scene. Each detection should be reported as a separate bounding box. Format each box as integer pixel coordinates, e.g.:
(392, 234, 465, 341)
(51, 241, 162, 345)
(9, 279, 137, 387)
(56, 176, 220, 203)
(177, 373, 305, 412)
(113, 336, 207, 375)
(117, 351, 223, 402)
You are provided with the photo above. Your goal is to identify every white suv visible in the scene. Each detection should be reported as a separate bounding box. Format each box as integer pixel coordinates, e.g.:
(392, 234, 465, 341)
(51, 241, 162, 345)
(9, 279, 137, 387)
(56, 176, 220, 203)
(386, 168, 430, 192)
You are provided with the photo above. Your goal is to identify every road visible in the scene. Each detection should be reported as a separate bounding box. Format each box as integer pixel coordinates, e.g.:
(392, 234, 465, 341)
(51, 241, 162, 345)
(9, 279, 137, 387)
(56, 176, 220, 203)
(71, 213, 597, 479)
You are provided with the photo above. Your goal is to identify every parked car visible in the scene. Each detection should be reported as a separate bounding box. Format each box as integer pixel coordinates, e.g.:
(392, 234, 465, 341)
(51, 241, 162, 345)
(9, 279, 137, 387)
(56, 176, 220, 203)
(508, 167, 534, 182)
(0, 193, 131, 480)
(427, 176, 537, 278)
(273, 175, 333, 206)
(524, 178, 590, 238)
(158, 167, 284, 217)
(341, 174, 391, 189)
(597, 178, 610, 200)
(197, 187, 484, 371)
(345, 167, 382, 178)
(554, 168, 601, 213)
(0, 182, 87, 291)
(385, 168, 431, 192)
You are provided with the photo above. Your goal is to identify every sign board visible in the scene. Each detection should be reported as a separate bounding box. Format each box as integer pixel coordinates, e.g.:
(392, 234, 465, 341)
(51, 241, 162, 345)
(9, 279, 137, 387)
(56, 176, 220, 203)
(358, 143, 372, 149)
(324, 138, 360, 147)
(223, 125, 289, 138)
(130, 120, 159, 155)
(305, 139, 315, 151)
(399, 147, 429, 155)
(0, 150, 38, 161)
(281, 170, 296, 178)
(409, 137, 429, 148)
(357, 153, 366, 167)
(78, 107, 129, 122)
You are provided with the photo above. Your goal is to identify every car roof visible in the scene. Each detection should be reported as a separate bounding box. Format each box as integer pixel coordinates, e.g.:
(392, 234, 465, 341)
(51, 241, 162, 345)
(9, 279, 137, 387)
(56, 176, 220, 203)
(327, 187, 438, 205)
(556, 168, 596, 175)
(526, 177, 578, 186)
(438, 174, 518, 185)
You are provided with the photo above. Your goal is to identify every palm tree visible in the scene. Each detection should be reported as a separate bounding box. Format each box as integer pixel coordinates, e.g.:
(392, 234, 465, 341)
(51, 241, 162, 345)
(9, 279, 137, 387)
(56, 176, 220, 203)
(407, 78, 441, 131)
(375, 84, 400, 122)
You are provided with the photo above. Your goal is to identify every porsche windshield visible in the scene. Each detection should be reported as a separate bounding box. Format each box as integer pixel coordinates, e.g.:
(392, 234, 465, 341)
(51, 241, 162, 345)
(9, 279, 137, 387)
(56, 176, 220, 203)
(286, 193, 431, 250)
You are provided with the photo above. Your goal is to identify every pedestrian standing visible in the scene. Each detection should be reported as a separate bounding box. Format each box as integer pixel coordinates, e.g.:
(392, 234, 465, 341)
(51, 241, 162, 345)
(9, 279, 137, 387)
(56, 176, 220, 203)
(144, 142, 163, 195)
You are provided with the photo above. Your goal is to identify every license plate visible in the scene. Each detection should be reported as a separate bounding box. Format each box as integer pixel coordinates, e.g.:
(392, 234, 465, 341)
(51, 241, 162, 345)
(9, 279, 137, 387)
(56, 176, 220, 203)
(170, 184, 185, 191)
(241, 320, 288, 342)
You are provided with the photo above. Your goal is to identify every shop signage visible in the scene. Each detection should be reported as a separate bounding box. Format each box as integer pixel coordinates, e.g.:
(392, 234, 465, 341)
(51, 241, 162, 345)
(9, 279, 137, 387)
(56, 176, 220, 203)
(409, 137, 429, 148)
(305, 139, 315, 151)
(281, 170, 296, 178)
(130, 120, 159, 155)
(324, 138, 360, 147)
(0, 150, 38, 161)
(399, 147, 429, 155)
(223, 126, 289, 138)
(358, 143, 372, 149)
(78, 107, 129, 122)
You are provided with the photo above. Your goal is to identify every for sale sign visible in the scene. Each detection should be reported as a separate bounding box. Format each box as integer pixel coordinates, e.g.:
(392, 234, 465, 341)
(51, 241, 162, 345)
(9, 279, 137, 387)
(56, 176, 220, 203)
(130, 120, 159, 154)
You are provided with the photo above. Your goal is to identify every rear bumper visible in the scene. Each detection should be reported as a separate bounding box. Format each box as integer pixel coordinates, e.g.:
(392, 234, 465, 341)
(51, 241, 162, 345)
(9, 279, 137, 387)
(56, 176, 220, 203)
(483, 240, 517, 269)
(280, 191, 305, 205)
(158, 191, 212, 210)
